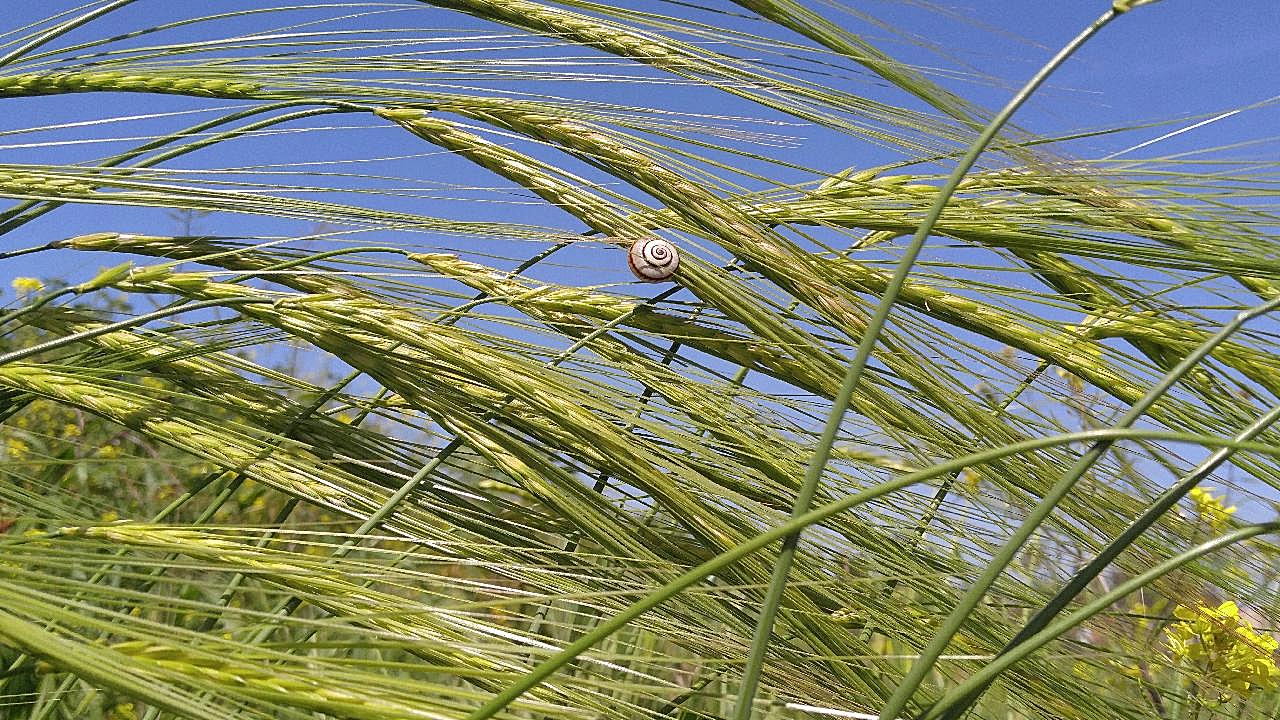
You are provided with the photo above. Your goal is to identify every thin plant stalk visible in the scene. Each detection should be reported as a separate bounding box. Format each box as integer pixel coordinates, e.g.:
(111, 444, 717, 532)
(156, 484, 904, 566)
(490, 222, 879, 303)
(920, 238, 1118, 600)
(0, 104, 358, 235)
(0, 297, 270, 366)
(922, 522, 1280, 720)
(460, 426, 1280, 720)
(0, 0, 139, 68)
(935, 401, 1280, 719)
(737, 7, 1129, 720)
(878, 288, 1280, 719)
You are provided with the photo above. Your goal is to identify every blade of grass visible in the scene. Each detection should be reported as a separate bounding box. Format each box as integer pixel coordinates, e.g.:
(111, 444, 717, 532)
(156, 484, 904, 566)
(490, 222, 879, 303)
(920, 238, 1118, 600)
(736, 6, 1130, 720)
(879, 277, 1280, 719)
(934, 401, 1280, 719)
(922, 521, 1280, 720)
(461, 425, 1280, 720)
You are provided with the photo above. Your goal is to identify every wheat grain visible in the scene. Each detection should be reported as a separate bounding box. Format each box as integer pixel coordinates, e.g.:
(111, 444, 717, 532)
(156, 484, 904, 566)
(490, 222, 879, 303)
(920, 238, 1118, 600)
(0, 72, 261, 98)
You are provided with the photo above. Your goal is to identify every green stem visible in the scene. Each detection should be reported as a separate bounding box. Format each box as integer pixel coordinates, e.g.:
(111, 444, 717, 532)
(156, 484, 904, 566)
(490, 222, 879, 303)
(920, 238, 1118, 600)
(0, 287, 76, 328)
(885, 291, 1280, 719)
(461, 427, 1280, 720)
(0, 606, 225, 720)
(0, 0, 140, 68)
(0, 297, 269, 366)
(739, 7, 1126, 720)
(222, 245, 406, 284)
(934, 403, 1280, 719)
(921, 522, 1280, 720)
(0, 104, 355, 235)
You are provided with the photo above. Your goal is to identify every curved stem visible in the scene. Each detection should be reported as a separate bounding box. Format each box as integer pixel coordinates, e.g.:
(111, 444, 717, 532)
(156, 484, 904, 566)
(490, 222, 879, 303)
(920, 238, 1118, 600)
(738, 7, 1125, 720)
(921, 522, 1280, 720)
(222, 245, 407, 283)
(935, 401, 1280, 720)
(461, 426, 1280, 720)
(0, 286, 76, 328)
(0, 0, 140, 68)
(885, 289, 1280, 719)
(0, 296, 270, 366)
(0, 104, 356, 236)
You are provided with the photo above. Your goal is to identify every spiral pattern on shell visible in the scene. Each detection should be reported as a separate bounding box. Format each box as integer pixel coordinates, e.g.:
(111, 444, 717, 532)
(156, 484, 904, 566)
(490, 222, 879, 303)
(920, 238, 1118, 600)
(627, 236, 679, 282)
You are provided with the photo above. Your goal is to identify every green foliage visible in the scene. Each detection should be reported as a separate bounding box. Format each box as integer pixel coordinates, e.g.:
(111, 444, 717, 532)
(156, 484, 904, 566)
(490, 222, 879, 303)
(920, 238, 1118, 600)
(0, 2, 1277, 720)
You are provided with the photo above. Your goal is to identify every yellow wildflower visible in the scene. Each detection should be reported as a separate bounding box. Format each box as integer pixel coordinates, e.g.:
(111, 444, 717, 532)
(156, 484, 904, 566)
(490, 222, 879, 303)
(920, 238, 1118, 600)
(1188, 486, 1236, 532)
(10, 276, 43, 295)
(5, 437, 28, 458)
(1165, 600, 1280, 704)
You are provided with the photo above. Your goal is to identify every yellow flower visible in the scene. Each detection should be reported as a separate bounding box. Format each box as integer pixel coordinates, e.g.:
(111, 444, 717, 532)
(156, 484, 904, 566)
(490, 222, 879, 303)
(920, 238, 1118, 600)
(10, 276, 44, 295)
(1165, 600, 1280, 704)
(1188, 486, 1236, 532)
(5, 437, 28, 458)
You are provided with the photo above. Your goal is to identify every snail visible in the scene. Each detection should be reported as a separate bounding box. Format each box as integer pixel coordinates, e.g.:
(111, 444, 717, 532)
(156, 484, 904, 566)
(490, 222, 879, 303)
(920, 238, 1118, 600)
(627, 236, 680, 282)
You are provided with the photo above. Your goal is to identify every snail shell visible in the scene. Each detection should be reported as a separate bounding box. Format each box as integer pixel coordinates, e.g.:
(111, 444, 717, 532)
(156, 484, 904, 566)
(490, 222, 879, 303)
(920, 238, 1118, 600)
(627, 236, 679, 282)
